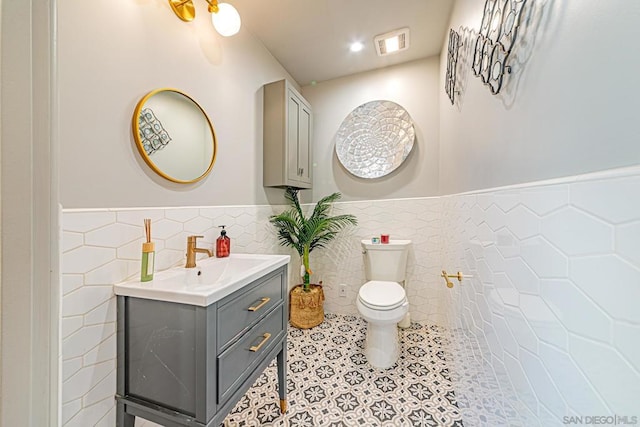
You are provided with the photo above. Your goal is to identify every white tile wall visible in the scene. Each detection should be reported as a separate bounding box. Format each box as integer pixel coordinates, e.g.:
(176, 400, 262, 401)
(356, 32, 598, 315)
(311, 197, 444, 323)
(60, 166, 640, 426)
(60, 205, 288, 426)
(60, 198, 444, 425)
(442, 167, 640, 426)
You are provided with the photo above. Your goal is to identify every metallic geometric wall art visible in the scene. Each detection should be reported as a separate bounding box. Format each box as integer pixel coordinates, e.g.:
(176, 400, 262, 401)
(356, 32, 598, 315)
(445, 28, 462, 105)
(472, 0, 527, 95)
(335, 100, 415, 179)
(138, 108, 172, 156)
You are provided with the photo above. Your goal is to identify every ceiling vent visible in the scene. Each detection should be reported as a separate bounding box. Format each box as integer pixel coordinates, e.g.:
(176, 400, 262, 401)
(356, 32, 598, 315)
(374, 27, 410, 56)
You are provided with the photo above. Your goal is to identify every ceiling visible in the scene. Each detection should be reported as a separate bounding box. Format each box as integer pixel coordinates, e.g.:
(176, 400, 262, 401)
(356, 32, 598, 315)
(229, 0, 454, 86)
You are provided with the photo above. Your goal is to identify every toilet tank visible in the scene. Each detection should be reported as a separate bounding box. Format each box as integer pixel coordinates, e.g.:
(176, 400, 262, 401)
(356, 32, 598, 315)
(361, 239, 411, 282)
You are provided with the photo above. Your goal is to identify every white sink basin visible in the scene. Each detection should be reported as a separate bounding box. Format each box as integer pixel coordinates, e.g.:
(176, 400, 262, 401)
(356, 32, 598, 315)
(114, 253, 290, 306)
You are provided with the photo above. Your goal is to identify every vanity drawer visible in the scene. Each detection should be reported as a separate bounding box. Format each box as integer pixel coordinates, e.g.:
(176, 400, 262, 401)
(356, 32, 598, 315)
(217, 271, 283, 350)
(217, 305, 284, 403)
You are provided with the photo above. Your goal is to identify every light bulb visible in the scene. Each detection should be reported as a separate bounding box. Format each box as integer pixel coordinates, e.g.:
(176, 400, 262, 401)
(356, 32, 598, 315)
(211, 3, 241, 37)
(350, 42, 364, 52)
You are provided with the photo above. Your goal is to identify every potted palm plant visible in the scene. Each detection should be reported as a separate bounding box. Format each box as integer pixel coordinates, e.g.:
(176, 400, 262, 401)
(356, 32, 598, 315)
(269, 187, 357, 328)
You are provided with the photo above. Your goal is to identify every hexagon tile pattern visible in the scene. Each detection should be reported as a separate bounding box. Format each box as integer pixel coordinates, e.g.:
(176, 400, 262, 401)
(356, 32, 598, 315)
(61, 166, 640, 426)
(61, 199, 445, 425)
(441, 168, 640, 426)
(61, 205, 289, 426)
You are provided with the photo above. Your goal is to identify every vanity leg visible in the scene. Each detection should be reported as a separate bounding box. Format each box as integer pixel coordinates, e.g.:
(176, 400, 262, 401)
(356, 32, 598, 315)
(277, 345, 287, 413)
(116, 401, 135, 427)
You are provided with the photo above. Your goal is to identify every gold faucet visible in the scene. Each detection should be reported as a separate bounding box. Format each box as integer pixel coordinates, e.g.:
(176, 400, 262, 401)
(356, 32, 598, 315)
(185, 235, 212, 268)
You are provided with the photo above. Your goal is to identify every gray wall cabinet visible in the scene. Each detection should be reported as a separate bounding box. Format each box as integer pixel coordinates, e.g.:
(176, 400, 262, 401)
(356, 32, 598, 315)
(263, 79, 313, 189)
(116, 266, 288, 426)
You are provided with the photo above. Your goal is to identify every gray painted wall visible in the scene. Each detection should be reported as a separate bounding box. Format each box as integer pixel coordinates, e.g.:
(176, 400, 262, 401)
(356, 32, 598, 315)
(58, 1, 298, 209)
(302, 57, 441, 201)
(439, 0, 640, 195)
(58, 1, 640, 206)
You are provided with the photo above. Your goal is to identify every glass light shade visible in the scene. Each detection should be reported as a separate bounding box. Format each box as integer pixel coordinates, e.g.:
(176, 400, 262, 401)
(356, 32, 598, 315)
(211, 3, 241, 37)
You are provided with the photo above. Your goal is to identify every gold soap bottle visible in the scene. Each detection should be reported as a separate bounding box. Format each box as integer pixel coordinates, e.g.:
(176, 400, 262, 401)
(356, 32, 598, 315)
(141, 218, 155, 282)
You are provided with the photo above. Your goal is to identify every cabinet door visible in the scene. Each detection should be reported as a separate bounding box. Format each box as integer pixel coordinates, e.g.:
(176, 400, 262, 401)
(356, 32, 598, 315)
(298, 104, 311, 184)
(287, 93, 301, 183)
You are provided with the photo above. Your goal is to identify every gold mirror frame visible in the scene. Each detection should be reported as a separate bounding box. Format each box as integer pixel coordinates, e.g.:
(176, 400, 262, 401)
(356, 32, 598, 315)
(132, 88, 217, 184)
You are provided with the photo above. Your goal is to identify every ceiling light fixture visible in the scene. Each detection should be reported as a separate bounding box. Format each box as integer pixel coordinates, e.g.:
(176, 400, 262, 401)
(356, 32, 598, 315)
(374, 27, 410, 56)
(169, 0, 241, 37)
(350, 41, 364, 53)
(384, 37, 400, 53)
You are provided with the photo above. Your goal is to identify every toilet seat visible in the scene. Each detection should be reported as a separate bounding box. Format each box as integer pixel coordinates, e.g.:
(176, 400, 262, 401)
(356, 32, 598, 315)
(358, 280, 407, 311)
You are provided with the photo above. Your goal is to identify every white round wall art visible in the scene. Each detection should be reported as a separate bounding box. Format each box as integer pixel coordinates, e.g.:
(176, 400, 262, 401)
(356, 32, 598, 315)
(335, 100, 415, 179)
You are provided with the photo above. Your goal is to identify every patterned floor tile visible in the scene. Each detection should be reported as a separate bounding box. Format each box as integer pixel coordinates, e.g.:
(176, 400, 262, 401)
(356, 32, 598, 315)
(225, 313, 463, 427)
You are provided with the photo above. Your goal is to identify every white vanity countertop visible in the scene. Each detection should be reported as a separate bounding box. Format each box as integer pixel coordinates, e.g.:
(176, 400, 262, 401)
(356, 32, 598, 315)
(114, 253, 291, 306)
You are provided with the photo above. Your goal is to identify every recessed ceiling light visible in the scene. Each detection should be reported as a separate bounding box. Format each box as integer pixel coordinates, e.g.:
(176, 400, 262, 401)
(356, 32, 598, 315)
(350, 41, 364, 53)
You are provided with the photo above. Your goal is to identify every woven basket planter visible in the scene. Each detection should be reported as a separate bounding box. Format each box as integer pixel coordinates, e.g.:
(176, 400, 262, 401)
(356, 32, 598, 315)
(289, 284, 324, 329)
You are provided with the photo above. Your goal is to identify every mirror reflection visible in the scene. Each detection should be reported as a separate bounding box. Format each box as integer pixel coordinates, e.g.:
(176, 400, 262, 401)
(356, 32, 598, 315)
(133, 88, 217, 183)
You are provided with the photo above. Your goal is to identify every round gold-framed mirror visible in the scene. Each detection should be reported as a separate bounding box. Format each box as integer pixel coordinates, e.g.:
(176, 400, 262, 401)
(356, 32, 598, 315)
(132, 88, 217, 183)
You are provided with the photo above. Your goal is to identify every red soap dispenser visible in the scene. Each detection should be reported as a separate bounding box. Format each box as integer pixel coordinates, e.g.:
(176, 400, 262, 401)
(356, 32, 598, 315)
(216, 225, 230, 258)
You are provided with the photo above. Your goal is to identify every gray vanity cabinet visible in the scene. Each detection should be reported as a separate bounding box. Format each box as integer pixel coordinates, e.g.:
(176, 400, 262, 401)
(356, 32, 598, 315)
(116, 266, 288, 427)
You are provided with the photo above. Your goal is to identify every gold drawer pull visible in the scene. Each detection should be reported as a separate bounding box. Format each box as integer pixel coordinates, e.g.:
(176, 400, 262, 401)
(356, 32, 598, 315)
(248, 297, 270, 312)
(249, 333, 272, 352)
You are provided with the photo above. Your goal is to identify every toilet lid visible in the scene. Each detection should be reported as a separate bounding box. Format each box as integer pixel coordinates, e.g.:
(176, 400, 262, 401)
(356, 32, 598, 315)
(359, 280, 406, 310)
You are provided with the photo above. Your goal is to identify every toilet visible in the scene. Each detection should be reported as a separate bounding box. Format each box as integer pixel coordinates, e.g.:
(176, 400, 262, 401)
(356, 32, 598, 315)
(357, 239, 411, 369)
